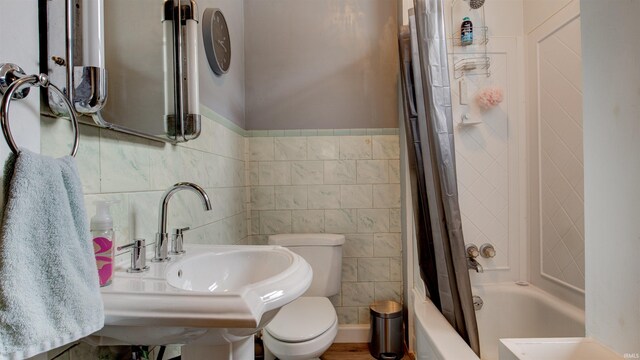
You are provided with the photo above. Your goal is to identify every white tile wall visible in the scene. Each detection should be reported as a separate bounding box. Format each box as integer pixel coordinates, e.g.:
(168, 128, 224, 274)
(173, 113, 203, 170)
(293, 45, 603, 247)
(448, 36, 525, 282)
(307, 137, 339, 160)
(40, 114, 249, 254)
(453, 83, 510, 271)
(248, 135, 402, 324)
(41, 112, 400, 328)
(537, 16, 584, 290)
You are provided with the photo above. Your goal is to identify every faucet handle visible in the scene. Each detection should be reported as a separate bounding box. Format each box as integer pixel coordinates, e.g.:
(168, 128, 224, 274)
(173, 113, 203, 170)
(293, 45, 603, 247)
(117, 238, 144, 251)
(169, 227, 190, 255)
(480, 243, 496, 258)
(465, 243, 480, 258)
(175, 226, 190, 234)
(117, 239, 150, 273)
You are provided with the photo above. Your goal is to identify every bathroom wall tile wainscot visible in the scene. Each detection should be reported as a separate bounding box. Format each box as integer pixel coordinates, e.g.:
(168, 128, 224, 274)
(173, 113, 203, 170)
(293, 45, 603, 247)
(247, 134, 402, 325)
(40, 111, 250, 255)
(38, 111, 249, 358)
(39, 118, 399, 359)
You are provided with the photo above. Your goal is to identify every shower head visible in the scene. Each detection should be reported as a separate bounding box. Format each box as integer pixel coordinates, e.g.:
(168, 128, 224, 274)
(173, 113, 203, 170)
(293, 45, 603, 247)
(466, 0, 485, 9)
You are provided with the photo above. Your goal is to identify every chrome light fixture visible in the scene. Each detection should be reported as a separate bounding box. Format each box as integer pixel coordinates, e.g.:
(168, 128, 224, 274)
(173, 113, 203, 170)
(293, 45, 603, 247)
(163, 0, 201, 141)
(40, 0, 108, 119)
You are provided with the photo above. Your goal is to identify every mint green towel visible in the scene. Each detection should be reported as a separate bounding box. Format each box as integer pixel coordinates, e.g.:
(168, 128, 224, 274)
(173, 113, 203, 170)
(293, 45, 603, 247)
(0, 150, 104, 359)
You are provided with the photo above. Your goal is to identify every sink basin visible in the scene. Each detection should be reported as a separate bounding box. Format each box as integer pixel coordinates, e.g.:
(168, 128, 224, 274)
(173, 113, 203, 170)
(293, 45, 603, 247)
(166, 249, 293, 293)
(90, 245, 312, 359)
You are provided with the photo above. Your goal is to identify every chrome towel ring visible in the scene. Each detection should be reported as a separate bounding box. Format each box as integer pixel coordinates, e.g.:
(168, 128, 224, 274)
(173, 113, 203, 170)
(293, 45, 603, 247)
(0, 63, 79, 157)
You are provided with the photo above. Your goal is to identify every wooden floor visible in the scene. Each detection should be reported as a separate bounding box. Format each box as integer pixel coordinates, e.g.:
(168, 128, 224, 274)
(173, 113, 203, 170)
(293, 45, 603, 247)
(320, 343, 413, 360)
(320, 343, 376, 360)
(256, 342, 411, 360)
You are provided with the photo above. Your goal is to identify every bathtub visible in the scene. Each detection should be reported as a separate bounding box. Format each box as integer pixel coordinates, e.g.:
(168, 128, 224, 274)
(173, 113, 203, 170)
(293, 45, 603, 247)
(412, 283, 585, 360)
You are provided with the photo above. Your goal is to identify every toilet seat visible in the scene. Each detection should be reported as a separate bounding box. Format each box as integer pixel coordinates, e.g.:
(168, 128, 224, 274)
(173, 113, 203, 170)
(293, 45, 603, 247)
(266, 297, 336, 343)
(263, 297, 338, 360)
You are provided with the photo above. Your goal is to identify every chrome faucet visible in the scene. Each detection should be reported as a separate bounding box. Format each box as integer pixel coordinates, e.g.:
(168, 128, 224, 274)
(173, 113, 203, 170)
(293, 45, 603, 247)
(465, 243, 484, 273)
(467, 257, 484, 273)
(152, 182, 212, 262)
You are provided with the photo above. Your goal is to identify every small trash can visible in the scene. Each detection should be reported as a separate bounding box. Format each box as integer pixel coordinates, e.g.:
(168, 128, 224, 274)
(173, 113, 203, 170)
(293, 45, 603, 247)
(369, 300, 404, 360)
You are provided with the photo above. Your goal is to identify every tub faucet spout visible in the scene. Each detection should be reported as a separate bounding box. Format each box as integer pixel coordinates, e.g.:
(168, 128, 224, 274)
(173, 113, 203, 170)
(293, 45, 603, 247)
(467, 257, 483, 273)
(152, 182, 212, 262)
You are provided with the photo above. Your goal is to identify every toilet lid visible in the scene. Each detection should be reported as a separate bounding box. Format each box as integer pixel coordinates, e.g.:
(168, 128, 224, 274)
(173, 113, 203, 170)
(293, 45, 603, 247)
(266, 297, 337, 343)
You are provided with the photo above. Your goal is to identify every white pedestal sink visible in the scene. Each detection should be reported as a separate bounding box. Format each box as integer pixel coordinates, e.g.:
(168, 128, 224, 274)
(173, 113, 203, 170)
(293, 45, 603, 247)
(89, 245, 312, 360)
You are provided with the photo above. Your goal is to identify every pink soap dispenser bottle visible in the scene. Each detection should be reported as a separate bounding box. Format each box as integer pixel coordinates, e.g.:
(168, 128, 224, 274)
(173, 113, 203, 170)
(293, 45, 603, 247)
(91, 201, 116, 287)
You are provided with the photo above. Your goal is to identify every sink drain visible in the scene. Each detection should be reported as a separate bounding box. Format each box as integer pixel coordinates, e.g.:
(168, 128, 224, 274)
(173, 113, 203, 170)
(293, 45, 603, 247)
(178, 270, 182, 278)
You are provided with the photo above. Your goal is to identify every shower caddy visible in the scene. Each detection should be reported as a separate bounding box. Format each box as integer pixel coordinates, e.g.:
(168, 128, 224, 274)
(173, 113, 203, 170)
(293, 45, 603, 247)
(451, 0, 490, 79)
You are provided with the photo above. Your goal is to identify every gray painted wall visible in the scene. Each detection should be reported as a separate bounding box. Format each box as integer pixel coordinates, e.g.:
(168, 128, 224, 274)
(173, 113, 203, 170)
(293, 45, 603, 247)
(199, 0, 246, 128)
(244, 0, 399, 130)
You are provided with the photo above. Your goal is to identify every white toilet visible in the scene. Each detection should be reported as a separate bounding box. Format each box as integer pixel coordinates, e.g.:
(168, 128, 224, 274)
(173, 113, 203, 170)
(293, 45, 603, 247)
(263, 233, 345, 360)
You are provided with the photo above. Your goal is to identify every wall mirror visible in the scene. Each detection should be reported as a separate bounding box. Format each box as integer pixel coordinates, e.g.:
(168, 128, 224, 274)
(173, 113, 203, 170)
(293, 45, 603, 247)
(39, 0, 201, 144)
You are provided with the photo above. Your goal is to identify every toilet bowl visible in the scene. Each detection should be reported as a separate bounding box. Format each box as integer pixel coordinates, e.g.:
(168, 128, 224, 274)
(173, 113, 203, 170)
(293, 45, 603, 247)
(262, 234, 345, 360)
(263, 297, 338, 360)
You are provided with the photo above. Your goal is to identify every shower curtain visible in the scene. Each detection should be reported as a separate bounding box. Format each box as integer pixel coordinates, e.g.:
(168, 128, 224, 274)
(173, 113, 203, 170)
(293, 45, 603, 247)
(399, 0, 480, 355)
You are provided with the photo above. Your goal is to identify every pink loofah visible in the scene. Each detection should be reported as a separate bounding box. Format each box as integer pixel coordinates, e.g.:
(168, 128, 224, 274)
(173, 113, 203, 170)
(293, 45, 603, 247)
(475, 86, 504, 110)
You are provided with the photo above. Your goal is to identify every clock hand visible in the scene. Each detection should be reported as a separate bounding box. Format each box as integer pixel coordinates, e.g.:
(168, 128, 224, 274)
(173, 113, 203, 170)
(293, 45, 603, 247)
(217, 39, 227, 52)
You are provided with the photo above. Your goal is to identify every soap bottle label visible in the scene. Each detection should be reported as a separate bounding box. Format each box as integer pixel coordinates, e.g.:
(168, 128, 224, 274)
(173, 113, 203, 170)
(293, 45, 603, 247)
(461, 17, 473, 45)
(93, 234, 114, 287)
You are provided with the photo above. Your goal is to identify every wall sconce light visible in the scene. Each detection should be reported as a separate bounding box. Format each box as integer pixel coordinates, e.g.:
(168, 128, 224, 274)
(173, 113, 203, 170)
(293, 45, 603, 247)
(40, 0, 108, 118)
(163, 0, 201, 141)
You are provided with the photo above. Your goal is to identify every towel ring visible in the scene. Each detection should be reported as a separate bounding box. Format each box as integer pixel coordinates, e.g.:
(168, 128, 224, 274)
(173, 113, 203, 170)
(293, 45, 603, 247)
(0, 66, 79, 157)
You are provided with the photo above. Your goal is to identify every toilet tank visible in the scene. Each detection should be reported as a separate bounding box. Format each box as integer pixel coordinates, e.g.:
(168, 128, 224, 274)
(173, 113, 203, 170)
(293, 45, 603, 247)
(268, 234, 344, 297)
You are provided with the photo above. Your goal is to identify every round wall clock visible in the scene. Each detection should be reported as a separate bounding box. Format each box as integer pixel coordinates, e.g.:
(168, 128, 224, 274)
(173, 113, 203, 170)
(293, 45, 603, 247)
(202, 8, 231, 75)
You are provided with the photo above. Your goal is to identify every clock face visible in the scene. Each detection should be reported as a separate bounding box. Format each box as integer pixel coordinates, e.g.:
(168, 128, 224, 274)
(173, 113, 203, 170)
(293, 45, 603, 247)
(203, 8, 231, 75)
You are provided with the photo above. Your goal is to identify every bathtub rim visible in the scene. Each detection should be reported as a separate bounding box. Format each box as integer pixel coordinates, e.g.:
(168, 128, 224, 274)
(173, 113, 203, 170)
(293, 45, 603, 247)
(410, 281, 586, 360)
(411, 287, 480, 360)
